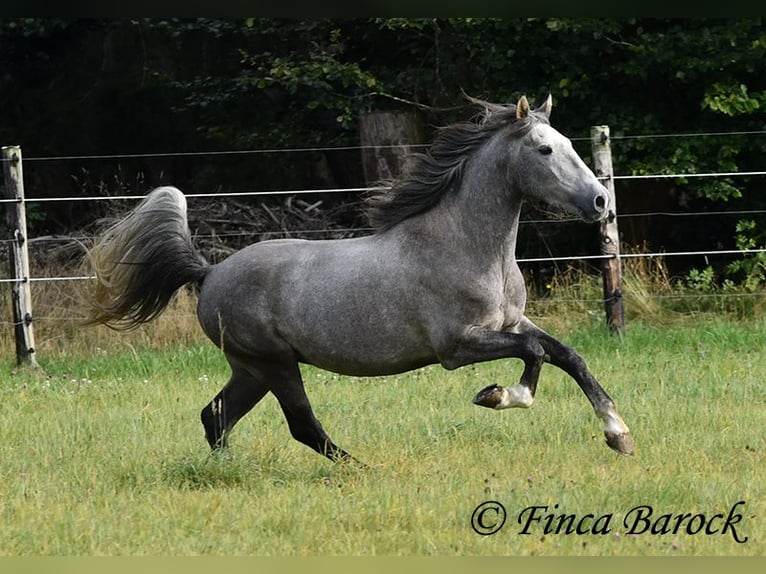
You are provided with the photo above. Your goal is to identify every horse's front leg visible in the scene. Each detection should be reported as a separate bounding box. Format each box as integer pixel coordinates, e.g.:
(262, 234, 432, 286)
(439, 327, 549, 409)
(471, 354, 543, 410)
(448, 320, 634, 456)
(515, 317, 634, 455)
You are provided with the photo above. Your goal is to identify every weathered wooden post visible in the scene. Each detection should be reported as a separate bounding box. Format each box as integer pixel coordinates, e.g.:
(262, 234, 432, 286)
(2, 146, 39, 367)
(590, 126, 625, 336)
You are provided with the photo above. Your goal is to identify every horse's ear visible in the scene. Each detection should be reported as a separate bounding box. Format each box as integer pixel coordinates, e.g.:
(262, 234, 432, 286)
(538, 94, 552, 119)
(515, 95, 530, 119)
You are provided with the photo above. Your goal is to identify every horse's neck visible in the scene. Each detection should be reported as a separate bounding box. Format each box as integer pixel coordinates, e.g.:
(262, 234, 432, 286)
(411, 175, 523, 270)
(394, 133, 525, 269)
(456, 136, 523, 262)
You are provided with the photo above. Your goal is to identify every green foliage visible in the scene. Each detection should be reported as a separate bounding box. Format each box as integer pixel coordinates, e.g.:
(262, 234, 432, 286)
(725, 219, 766, 290)
(684, 266, 720, 293)
(123, 17, 766, 191)
(240, 24, 378, 129)
(682, 219, 766, 300)
(703, 83, 762, 116)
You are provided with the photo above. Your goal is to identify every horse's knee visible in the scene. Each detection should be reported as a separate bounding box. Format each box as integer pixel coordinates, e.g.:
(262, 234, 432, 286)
(437, 331, 546, 371)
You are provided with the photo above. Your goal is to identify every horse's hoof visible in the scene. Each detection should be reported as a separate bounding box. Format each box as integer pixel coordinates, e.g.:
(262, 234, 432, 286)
(605, 431, 635, 456)
(473, 384, 505, 409)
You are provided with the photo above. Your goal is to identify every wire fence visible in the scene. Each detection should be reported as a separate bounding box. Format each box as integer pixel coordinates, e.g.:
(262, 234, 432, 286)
(3, 128, 766, 332)
(3, 178, 764, 280)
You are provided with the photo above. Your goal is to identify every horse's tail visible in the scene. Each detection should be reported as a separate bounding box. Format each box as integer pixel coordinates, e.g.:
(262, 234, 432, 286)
(83, 186, 210, 331)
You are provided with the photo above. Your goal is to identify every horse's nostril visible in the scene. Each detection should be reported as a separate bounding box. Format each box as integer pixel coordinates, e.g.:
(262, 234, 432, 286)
(594, 194, 607, 211)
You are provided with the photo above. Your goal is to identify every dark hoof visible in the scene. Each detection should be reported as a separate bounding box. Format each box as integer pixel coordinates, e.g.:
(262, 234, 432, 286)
(473, 384, 504, 409)
(605, 431, 635, 456)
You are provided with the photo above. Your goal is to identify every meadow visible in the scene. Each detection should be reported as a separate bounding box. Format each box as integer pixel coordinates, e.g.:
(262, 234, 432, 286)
(0, 268, 764, 556)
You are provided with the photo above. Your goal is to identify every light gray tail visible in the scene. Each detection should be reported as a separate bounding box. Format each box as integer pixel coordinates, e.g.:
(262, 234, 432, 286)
(83, 186, 209, 330)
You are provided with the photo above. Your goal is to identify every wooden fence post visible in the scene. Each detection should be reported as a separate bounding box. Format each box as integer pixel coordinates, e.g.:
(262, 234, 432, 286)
(590, 126, 625, 336)
(2, 146, 39, 367)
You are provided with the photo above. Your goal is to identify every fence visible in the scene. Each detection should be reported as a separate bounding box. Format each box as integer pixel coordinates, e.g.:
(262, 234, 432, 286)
(3, 127, 766, 365)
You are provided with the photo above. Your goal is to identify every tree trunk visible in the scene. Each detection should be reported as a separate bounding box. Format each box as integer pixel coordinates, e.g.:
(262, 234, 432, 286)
(359, 110, 424, 185)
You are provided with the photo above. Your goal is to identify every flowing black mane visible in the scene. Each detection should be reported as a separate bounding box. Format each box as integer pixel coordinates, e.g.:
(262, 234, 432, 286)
(364, 99, 545, 231)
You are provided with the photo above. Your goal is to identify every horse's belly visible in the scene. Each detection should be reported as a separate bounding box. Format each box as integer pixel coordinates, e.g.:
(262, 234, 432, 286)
(301, 352, 437, 378)
(287, 322, 438, 377)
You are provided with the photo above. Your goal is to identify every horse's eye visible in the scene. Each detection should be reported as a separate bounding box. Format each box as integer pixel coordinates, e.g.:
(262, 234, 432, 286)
(538, 144, 553, 155)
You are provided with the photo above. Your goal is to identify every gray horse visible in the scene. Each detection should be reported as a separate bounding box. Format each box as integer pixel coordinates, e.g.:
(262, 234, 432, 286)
(85, 95, 634, 463)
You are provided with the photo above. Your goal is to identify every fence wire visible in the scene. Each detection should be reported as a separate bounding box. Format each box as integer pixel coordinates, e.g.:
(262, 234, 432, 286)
(3, 128, 766, 336)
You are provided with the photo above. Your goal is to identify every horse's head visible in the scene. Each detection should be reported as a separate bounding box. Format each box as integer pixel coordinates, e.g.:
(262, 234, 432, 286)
(511, 95, 609, 223)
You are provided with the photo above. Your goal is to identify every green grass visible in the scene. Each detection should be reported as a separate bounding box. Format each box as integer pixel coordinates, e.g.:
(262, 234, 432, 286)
(0, 316, 764, 555)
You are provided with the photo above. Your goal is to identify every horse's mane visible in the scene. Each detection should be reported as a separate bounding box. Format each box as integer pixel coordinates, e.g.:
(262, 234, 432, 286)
(364, 98, 546, 231)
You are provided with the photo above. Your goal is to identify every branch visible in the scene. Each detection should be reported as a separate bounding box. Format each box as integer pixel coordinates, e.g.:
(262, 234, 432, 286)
(364, 91, 466, 113)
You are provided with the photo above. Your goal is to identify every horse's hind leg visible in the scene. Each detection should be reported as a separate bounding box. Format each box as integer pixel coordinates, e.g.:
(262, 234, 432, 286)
(265, 358, 357, 463)
(201, 356, 269, 450)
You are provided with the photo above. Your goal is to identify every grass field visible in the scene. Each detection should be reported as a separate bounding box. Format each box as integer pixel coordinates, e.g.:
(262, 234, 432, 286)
(1, 287, 764, 555)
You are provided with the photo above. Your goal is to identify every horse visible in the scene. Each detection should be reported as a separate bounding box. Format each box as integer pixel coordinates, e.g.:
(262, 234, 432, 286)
(84, 94, 634, 464)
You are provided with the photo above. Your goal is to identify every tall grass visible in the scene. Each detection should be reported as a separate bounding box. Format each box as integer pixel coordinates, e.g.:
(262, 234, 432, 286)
(0, 259, 764, 555)
(526, 251, 766, 333)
